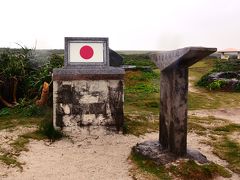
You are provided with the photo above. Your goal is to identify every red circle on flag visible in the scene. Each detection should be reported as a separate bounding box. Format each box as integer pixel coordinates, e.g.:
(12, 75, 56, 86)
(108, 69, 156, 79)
(80, 45, 94, 59)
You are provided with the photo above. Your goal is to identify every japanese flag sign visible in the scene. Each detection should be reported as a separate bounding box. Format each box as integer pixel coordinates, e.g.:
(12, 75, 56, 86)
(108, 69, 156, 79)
(69, 42, 104, 63)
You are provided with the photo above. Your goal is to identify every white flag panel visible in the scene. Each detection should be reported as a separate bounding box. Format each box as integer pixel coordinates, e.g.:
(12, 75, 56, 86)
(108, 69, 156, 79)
(69, 42, 104, 63)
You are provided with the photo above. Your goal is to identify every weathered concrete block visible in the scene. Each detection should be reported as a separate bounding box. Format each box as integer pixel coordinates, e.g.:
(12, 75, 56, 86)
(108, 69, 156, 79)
(78, 94, 99, 104)
(89, 80, 108, 92)
(53, 68, 124, 134)
(60, 104, 71, 115)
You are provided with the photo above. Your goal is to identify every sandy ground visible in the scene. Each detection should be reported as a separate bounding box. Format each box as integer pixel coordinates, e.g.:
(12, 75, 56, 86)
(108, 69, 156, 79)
(0, 106, 239, 179)
(1, 131, 158, 180)
(1, 125, 239, 180)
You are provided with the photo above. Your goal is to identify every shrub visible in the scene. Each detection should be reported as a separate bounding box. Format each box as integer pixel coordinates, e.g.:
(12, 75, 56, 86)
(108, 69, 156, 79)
(38, 116, 63, 141)
(196, 73, 211, 87)
(207, 80, 226, 90)
(122, 54, 157, 69)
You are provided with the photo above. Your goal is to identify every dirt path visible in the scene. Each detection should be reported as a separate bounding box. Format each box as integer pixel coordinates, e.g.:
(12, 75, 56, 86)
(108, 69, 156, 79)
(189, 77, 202, 93)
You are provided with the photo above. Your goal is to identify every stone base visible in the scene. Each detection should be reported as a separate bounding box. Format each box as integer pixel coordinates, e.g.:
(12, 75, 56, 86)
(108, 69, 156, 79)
(53, 67, 124, 134)
(133, 141, 208, 165)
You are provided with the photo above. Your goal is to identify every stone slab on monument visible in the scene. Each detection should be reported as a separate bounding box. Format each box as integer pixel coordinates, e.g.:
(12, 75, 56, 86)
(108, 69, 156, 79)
(53, 37, 125, 135)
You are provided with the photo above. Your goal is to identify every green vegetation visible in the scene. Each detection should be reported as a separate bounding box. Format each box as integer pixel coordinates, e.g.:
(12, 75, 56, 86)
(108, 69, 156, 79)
(188, 115, 240, 173)
(124, 58, 240, 114)
(9, 118, 63, 154)
(168, 160, 231, 180)
(10, 137, 30, 154)
(214, 124, 240, 132)
(188, 91, 240, 110)
(214, 59, 240, 72)
(0, 153, 23, 170)
(130, 150, 171, 180)
(0, 47, 63, 105)
(212, 124, 240, 173)
(131, 150, 231, 180)
(123, 115, 158, 136)
(38, 116, 63, 141)
(213, 138, 240, 173)
(196, 59, 240, 91)
(0, 106, 63, 169)
(207, 80, 226, 90)
(121, 54, 157, 68)
(0, 105, 46, 130)
(124, 70, 160, 115)
(28, 53, 63, 96)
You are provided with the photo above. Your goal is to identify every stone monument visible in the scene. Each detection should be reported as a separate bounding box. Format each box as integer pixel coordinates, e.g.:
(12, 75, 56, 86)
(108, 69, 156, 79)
(53, 37, 125, 134)
(134, 47, 217, 164)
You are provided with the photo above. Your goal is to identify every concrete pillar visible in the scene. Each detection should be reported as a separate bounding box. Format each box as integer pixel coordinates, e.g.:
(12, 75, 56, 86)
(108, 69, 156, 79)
(160, 67, 188, 155)
(237, 52, 240, 60)
(150, 47, 217, 156)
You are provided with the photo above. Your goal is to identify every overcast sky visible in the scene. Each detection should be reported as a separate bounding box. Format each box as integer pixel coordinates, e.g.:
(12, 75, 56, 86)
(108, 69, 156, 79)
(0, 0, 239, 50)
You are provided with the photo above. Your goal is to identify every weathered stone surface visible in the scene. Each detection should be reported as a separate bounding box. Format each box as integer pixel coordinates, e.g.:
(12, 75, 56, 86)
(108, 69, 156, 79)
(149, 47, 217, 157)
(160, 67, 188, 156)
(53, 79, 124, 133)
(109, 49, 123, 67)
(108, 81, 124, 131)
(149, 47, 217, 71)
(53, 67, 125, 81)
(133, 141, 208, 165)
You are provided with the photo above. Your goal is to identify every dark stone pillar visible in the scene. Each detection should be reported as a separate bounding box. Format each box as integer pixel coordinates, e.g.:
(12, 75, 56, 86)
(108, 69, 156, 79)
(149, 47, 217, 157)
(160, 67, 188, 156)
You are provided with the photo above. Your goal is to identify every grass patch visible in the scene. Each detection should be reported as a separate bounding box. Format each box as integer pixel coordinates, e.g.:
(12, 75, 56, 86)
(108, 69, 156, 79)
(189, 59, 215, 81)
(0, 105, 63, 140)
(188, 115, 240, 174)
(122, 54, 157, 69)
(131, 151, 231, 180)
(10, 123, 63, 156)
(21, 131, 46, 140)
(124, 59, 240, 113)
(0, 116, 42, 130)
(188, 91, 240, 110)
(0, 106, 63, 169)
(123, 115, 158, 136)
(0, 105, 48, 130)
(124, 70, 160, 114)
(213, 124, 240, 132)
(38, 116, 63, 141)
(168, 160, 231, 180)
(213, 137, 240, 173)
(188, 122, 207, 135)
(10, 137, 30, 154)
(0, 154, 23, 169)
(130, 150, 171, 180)
(188, 116, 227, 135)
